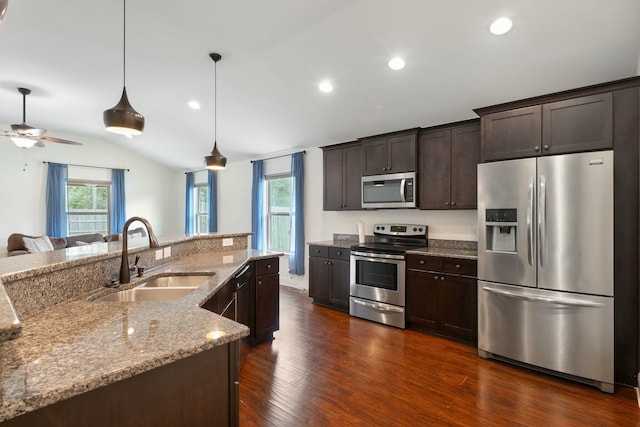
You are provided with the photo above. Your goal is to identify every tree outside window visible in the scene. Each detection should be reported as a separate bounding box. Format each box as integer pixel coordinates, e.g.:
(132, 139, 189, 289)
(67, 181, 110, 236)
(266, 175, 291, 252)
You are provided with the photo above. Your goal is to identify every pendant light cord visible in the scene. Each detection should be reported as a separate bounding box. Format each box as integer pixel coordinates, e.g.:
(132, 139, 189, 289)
(123, 0, 127, 87)
(214, 58, 217, 142)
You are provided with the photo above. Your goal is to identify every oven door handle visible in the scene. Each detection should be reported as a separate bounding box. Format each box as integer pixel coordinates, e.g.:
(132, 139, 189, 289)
(351, 251, 405, 261)
(352, 298, 404, 313)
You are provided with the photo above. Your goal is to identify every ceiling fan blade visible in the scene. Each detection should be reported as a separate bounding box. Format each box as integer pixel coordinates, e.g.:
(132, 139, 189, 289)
(38, 136, 83, 146)
(11, 123, 46, 137)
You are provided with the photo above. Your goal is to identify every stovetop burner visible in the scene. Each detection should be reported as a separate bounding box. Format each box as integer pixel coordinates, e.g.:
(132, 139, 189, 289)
(351, 223, 428, 255)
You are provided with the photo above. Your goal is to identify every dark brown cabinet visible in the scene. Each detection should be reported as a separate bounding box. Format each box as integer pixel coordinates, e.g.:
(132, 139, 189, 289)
(323, 143, 363, 210)
(202, 257, 279, 345)
(406, 254, 477, 343)
(309, 245, 351, 311)
(479, 92, 613, 162)
(253, 257, 279, 343)
(418, 120, 479, 210)
(361, 130, 418, 175)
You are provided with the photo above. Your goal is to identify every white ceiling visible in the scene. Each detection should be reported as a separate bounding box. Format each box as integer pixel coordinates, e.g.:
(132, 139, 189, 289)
(0, 0, 639, 171)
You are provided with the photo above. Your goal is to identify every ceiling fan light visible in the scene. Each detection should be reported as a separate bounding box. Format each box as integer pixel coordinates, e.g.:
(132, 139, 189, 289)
(11, 137, 36, 149)
(0, 0, 7, 24)
(205, 142, 227, 170)
(103, 87, 145, 136)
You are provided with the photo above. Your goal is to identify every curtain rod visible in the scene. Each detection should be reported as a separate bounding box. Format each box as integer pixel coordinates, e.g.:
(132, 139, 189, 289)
(42, 161, 130, 171)
(250, 150, 306, 163)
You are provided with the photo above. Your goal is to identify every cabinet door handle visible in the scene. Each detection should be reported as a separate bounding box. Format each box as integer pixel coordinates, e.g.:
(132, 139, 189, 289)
(543, 144, 549, 150)
(440, 276, 445, 281)
(445, 202, 449, 206)
(267, 264, 272, 269)
(337, 251, 342, 255)
(534, 145, 540, 151)
(419, 260, 425, 265)
(258, 280, 262, 285)
(451, 201, 456, 206)
(455, 264, 461, 269)
(434, 275, 439, 280)
(382, 167, 387, 171)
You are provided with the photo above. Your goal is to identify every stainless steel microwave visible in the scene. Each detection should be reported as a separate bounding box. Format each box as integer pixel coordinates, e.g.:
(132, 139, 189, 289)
(361, 172, 416, 209)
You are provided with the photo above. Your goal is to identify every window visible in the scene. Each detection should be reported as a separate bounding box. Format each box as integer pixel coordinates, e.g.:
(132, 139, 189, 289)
(266, 174, 291, 252)
(195, 183, 209, 234)
(67, 180, 110, 236)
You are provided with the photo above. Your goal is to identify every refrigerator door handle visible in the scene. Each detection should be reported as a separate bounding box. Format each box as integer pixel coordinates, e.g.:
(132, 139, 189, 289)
(538, 175, 546, 267)
(527, 176, 534, 266)
(482, 286, 604, 307)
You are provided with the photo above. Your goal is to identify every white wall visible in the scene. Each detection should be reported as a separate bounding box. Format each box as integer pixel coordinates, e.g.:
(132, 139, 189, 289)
(218, 146, 477, 290)
(0, 131, 184, 256)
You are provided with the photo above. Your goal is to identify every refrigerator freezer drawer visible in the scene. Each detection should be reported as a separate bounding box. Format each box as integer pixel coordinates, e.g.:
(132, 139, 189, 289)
(478, 281, 613, 391)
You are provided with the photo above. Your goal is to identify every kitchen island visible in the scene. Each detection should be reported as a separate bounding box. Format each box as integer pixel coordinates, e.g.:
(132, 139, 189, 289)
(0, 233, 275, 425)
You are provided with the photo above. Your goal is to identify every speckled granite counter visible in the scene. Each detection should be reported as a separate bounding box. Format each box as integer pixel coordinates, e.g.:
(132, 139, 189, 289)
(406, 247, 477, 260)
(0, 236, 277, 422)
(308, 238, 477, 260)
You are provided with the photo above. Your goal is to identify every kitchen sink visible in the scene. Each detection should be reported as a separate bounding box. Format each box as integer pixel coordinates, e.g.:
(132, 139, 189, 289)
(95, 287, 197, 302)
(135, 275, 213, 288)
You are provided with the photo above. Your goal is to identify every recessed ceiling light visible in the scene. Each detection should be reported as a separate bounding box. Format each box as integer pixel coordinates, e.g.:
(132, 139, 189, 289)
(490, 17, 513, 35)
(388, 57, 405, 70)
(319, 81, 333, 93)
(188, 100, 201, 110)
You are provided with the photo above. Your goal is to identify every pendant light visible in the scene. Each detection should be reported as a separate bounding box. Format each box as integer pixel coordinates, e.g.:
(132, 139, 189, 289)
(205, 53, 227, 170)
(103, 0, 145, 136)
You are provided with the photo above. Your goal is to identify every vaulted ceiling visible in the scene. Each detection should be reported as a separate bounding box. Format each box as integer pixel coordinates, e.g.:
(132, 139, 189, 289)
(0, 0, 638, 170)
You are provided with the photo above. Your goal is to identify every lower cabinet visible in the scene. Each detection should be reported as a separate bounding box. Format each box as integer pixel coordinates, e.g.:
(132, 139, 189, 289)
(253, 258, 280, 344)
(309, 245, 351, 311)
(203, 256, 280, 345)
(406, 254, 477, 343)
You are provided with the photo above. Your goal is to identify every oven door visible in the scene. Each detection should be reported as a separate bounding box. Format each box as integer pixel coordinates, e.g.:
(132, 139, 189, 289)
(350, 251, 405, 306)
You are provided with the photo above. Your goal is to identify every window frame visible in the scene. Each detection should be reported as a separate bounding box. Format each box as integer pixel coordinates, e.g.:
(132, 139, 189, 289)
(194, 183, 209, 234)
(66, 179, 111, 236)
(265, 173, 292, 254)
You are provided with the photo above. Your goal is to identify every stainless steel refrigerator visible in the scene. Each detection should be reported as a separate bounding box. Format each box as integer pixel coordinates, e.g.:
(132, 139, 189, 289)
(477, 150, 614, 393)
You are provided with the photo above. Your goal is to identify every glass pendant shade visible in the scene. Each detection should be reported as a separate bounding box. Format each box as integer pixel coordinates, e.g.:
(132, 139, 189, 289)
(11, 137, 36, 148)
(103, 87, 145, 136)
(205, 142, 227, 170)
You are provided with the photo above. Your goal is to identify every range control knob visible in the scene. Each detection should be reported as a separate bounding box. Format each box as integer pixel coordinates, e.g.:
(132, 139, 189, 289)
(381, 226, 385, 230)
(413, 227, 417, 232)
(419, 228, 423, 232)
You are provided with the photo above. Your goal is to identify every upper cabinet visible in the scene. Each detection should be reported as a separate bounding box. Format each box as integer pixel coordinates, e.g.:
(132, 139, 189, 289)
(477, 92, 613, 162)
(322, 143, 363, 211)
(361, 129, 418, 175)
(418, 120, 480, 210)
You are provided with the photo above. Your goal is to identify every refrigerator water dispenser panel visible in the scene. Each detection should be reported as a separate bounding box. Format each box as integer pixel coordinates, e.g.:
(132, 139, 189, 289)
(486, 209, 517, 252)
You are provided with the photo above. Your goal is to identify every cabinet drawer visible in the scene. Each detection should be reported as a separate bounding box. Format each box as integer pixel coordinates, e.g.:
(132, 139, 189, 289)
(441, 258, 477, 277)
(256, 257, 279, 276)
(329, 247, 350, 261)
(309, 245, 329, 258)
(407, 254, 440, 271)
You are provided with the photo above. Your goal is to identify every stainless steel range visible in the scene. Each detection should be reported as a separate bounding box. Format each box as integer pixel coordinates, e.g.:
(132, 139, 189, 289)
(349, 223, 428, 328)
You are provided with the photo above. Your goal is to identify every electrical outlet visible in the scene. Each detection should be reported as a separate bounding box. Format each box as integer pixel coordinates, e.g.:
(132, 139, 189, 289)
(155, 249, 163, 260)
(163, 246, 172, 258)
(223, 238, 233, 247)
(223, 255, 234, 264)
(470, 227, 478, 240)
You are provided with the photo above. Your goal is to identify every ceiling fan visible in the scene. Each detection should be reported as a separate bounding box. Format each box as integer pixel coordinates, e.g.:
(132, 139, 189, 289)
(0, 87, 83, 148)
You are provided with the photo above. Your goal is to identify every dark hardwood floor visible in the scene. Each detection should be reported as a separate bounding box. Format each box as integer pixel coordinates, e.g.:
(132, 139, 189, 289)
(240, 287, 640, 426)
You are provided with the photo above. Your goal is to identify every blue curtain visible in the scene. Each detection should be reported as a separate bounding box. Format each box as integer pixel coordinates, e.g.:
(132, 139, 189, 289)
(251, 160, 264, 250)
(110, 169, 126, 233)
(185, 172, 195, 234)
(208, 170, 218, 233)
(288, 152, 305, 275)
(46, 162, 68, 237)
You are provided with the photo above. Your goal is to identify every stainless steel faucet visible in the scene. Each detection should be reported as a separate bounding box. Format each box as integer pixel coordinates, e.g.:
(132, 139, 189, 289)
(119, 216, 160, 284)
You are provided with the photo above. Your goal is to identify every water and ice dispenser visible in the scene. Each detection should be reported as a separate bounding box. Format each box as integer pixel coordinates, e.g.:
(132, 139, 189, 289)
(485, 208, 517, 252)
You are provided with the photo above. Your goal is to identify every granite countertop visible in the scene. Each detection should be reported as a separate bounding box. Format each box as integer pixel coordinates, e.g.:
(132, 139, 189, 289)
(308, 240, 477, 260)
(0, 248, 275, 422)
(406, 247, 477, 260)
